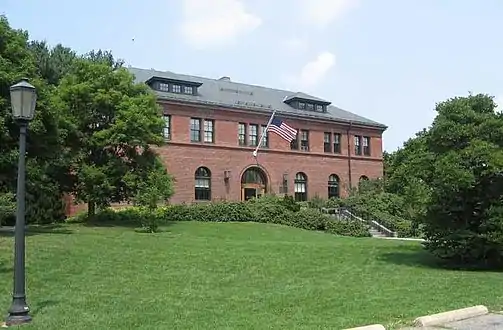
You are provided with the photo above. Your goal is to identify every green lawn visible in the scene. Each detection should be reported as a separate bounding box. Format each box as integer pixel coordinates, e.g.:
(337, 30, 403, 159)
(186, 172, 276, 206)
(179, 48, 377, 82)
(0, 222, 502, 329)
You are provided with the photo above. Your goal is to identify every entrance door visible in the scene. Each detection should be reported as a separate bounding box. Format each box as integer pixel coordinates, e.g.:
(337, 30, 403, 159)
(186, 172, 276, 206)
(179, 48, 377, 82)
(243, 188, 257, 201)
(241, 167, 268, 201)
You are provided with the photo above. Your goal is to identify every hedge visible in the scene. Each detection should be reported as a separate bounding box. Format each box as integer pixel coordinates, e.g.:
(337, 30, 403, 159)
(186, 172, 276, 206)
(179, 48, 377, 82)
(73, 195, 371, 238)
(325, 195, 421, 238)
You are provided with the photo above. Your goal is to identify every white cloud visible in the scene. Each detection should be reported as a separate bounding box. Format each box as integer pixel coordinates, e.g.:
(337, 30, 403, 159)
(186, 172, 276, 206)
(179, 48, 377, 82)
(180, 0, 262, 49)
(299, 0, 359, 28)
(282, 37, 308, 52)
(283, 51, 336, 89)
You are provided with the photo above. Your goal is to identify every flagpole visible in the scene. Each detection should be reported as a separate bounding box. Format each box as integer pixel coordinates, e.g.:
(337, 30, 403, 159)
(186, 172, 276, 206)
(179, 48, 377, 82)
(253, 109, 277, 158)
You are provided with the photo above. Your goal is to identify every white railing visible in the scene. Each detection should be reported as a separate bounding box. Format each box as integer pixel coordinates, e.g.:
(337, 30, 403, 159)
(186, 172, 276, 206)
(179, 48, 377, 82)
(321, 207, 397, 237)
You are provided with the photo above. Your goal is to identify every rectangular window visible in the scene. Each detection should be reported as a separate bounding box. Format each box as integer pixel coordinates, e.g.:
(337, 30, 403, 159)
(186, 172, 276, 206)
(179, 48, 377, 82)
(195, 177, 211, 201)
(260, 125, 268, 148)
(159, 83, 169, 92)
(172, 84, 181, 93)
(324, 132, 331, 153)
(238, 123, 246, 146)
(249, 124, 258, 146)
(203, 119, 214, 143)
(290, 131, 299, 150)
(333, 133, 341, 154)
(294, 182, 307, 202)
(307, 103, 314, 111)
(300, 130, 309, 151)
(190, 118, 201, 142)
(354, 135, 362, 155)
(316, 104, 324, 112)
(279, 174, 288, 194)
(298, 102, 305, 110)
(163, 115, 171, 140)
(183, 86, 193, 94)
(363, 136, 371, 156)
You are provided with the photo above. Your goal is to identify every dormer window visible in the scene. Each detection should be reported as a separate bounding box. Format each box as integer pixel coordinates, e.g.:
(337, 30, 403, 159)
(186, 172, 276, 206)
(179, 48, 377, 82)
(146, 76, 203, 96)
(283, 92, 331, 113)
(159, 83, 169, 92)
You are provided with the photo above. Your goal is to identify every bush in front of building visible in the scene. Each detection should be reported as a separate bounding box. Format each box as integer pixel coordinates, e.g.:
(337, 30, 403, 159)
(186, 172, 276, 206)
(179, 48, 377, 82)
(324, 193, 420, 238)
(325, 219, 372, 237)
(69, 195, 371, 238)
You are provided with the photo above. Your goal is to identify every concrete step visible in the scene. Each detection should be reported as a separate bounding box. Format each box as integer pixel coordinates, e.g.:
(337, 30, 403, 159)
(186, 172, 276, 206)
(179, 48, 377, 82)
(369, 229, 387, 238)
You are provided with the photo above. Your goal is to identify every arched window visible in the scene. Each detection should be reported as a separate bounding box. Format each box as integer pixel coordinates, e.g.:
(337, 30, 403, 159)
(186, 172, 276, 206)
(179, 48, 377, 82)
(194, 167, 211, 200)
(328, 174, 340, 199)
(294, 172, 307, 202)
(358, 175, 369, 189)
(241, 167, 267, 185)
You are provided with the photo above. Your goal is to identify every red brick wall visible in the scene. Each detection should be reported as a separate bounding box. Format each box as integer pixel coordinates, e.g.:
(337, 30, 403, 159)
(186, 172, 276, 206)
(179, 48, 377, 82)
(159, 101, 384, 203)
(65, 100, 385, 215)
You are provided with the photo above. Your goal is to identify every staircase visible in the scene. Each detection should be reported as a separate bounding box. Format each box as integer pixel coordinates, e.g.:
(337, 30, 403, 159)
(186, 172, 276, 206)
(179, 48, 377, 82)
(321, 207, 397, 238)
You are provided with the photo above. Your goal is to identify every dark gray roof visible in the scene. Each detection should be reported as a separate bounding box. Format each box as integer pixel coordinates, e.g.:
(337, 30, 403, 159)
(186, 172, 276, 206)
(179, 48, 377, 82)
(284, 92, 330, 105)
(127, 67, 387, 129)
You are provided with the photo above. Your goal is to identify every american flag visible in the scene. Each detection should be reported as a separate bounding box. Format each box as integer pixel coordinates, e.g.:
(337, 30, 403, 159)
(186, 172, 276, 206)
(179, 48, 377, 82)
(268, 117, 297, 142)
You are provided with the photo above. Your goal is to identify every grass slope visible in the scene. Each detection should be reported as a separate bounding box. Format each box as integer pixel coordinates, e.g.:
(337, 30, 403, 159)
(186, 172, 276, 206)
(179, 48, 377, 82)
(0, 222, 502, 329)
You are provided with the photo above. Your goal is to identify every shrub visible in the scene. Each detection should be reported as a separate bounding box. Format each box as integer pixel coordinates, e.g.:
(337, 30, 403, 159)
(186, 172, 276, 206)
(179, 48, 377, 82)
(307, 195, 326, 209)
(326, 219, 371, 238)
(286, 208, 329, 231)
(247, 195, 293, 223)
(160, 202, 255, 223)
(83, 195, 372, 238)
(328, 193, 421, 238)
(133, 168, 174, 233)
(0, 192, 15, 226)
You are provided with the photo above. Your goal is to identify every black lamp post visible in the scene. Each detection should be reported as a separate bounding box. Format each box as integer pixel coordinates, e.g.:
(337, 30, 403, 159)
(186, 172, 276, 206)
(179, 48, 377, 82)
(5, 78, 37, 326)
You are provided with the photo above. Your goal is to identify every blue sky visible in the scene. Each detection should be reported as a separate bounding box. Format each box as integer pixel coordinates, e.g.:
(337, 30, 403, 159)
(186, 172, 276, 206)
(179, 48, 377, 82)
(3, 0, 503, 151)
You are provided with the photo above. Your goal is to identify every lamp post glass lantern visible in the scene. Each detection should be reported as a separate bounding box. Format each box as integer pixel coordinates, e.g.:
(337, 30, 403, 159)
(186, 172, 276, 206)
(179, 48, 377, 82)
(10, 79, 37, 121)
(6, 79, 37, 326)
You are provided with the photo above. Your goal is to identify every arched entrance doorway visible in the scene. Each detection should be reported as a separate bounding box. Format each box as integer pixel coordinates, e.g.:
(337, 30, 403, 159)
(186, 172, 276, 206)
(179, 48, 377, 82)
(241, 167, 268, 201)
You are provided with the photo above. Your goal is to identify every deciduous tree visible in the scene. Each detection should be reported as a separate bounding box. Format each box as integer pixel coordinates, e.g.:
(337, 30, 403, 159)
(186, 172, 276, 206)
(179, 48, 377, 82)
(54, 57, 168, 216)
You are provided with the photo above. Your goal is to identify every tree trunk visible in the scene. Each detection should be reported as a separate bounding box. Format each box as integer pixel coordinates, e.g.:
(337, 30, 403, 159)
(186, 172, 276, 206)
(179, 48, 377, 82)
(87, 201, 96, 219)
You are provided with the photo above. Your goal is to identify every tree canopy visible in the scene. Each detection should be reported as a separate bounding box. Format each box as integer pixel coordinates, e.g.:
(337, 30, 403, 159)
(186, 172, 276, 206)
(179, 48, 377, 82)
(0, 15, 173, 223)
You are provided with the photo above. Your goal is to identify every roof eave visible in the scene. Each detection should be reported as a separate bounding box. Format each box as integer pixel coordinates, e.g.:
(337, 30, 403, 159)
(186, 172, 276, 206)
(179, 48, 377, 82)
(156, 94, 387, 131)
(145, 76, 203, 87)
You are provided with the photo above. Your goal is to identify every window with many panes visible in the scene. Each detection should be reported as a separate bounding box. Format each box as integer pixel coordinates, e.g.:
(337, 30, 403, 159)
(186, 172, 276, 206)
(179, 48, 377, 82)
(159, 83, 169, 92)
(249, 124, 258, 146)
(190, 118, 201, 142)
(183, 86, 193, 94)
(299, 102, 306, 109)
(238, 123, 246, 146)
(307, 103, 314, 111)
(363, 136, 370, 156)
(163, 115, 171, 140)
(260, 125, 268, 148)
(324, 132, 331, 152)
(290, 131, 299, 150)
(194, 167, 211, 201)
(354, 135, 362, 155)
(172, 85, 181, 93)
(333, 133, 341, 153)
(328, 174, 340, 199)
(316, 104, 324, 112)
(203, 120, 214, 143)
(294, 172, 307, 202)
(300, 130, 309, 151)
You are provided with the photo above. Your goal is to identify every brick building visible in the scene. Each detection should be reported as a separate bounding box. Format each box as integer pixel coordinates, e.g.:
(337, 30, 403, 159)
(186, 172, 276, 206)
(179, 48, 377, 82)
(126, 67, 387, 204)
